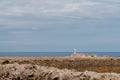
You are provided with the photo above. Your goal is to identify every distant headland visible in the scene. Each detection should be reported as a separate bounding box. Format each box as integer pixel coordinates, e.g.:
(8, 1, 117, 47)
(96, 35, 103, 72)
(70, 49, 109, 58)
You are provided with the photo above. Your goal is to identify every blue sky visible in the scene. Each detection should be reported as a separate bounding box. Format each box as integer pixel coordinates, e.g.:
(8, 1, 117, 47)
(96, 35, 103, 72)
(0, 0, 120, 52)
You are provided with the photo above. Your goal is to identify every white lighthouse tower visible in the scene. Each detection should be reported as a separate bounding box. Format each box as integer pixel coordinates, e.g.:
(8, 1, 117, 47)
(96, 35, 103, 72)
(73, 49, 77, 54)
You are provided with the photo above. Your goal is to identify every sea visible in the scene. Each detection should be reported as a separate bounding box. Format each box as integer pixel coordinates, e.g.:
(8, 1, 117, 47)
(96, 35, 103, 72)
(0, 52, 120, 57)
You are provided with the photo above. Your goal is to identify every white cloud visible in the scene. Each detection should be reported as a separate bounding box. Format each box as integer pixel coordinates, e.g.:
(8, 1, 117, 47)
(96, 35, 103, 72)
(0, 0, 119, 19)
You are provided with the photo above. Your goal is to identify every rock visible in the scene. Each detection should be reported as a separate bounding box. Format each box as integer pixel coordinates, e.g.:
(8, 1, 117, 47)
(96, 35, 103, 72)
(0, 63, 120, 80)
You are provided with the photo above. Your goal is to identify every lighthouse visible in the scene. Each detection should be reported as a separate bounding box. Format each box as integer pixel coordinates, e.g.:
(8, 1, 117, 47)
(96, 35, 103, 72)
(73, 49, 77, 54)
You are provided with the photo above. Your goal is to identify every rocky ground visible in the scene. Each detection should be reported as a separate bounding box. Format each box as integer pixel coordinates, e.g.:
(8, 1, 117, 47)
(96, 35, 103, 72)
(0, 57, 120, 73)
(0, 63, 120, 80)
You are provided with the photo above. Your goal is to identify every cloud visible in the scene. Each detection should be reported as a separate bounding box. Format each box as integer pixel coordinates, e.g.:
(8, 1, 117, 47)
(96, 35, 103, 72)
(0, 0, 120, 19)
(0, 0, 120, 52)
(0, 0, 119, 30)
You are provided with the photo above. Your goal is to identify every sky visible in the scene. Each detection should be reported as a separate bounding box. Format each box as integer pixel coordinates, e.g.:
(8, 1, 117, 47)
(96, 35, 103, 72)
(0, 0, 120, 52)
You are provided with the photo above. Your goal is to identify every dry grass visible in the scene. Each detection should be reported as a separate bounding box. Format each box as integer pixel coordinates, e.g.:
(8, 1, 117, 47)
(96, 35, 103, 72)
(0, 56, 120, 73)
